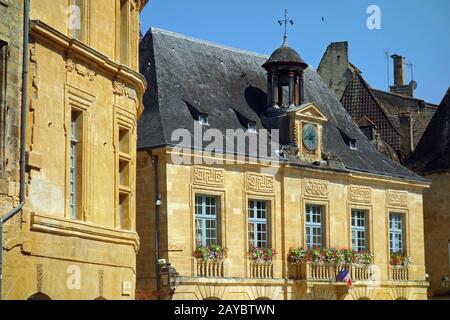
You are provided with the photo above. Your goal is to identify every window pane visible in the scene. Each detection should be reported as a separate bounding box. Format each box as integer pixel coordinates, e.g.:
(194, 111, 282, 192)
(389, 213, 404, 254)
(195, 195, 219, 247)
(248, 200, 268, 247)
(306, 205, 323, 248)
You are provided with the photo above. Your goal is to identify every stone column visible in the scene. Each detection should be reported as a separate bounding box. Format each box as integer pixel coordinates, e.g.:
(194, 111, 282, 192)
(299, 72, 304, 105)
(288, 71, 294, 106)
(266, 72, 273, 107)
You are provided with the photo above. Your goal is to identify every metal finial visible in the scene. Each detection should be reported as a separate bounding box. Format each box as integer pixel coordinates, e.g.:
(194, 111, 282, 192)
(278, 9, 294, 46)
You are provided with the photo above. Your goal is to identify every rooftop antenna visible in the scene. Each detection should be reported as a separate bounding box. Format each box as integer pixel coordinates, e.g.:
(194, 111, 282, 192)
(406, 62, 418, 90)
(278, 9, 294, 46)
(384, 51, 390, 89)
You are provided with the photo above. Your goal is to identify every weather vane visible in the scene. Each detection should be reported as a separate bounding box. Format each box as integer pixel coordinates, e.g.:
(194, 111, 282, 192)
(278, 9, 294, 45)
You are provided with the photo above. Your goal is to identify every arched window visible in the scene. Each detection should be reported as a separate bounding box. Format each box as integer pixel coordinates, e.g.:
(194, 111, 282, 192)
(28, 292, 52, 300)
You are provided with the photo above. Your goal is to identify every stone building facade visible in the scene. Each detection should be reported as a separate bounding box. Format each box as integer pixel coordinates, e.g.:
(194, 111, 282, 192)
(406, 88, 450, 296)
(2, 0, 147, 300)
(317, 42, 438, 163)
(0, 0, 24, 228)
(136, 29, 429, 300)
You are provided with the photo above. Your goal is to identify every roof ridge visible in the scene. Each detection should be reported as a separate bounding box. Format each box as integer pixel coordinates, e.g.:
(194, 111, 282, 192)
(370, 88, 438, 106)
(147, 27, 270, 59)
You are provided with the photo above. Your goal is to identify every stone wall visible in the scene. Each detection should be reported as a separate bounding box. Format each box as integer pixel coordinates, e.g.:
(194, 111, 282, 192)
(423, 171, 450, 294)
(0, 0, 24, 215)
(136, 147, 429, 300)
(2, 0, 146, 300)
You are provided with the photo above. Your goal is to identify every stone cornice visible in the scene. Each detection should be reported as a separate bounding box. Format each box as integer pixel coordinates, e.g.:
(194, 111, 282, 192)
(29, 20, 147, 117)
(30, 212, 140, 253)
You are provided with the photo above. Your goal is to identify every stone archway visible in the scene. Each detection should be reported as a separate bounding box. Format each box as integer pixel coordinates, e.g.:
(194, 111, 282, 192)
(28, 292, 52, 300)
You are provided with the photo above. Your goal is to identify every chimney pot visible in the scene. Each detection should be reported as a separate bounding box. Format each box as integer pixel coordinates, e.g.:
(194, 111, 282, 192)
(391, 54, 406, 86)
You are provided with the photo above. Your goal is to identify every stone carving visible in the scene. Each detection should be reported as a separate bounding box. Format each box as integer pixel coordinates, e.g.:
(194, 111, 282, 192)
(304, 179, 328, 198)
(65, 58, 96, 81)
(279, 144, 299, 158)
(387, 190, 408, 207)
(193, 166, 224, 187)
(113, 80, 129, 96)
(246, 173, 274, 193)
(349, 185, 372, 203)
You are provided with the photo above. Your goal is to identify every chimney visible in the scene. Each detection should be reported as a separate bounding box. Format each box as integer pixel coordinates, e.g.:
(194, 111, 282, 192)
(391, 54, 405, 86)
(317, 42, 350, 101)
(390, 54, 415, 97)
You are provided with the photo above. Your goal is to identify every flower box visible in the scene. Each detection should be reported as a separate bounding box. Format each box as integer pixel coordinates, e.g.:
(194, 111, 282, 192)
(248, 245, 277, 262)
(193, 245, 228, 261)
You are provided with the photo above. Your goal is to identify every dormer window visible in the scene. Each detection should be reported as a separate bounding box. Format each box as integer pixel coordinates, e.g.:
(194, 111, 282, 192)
(349, 139, 357, 150)
(247, 121, 257, 133)
(198, 113, 209, 126)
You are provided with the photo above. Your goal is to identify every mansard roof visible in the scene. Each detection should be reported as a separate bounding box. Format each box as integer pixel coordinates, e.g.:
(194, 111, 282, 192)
(406, 87, 450, 173)
(138, 27, 425, 182)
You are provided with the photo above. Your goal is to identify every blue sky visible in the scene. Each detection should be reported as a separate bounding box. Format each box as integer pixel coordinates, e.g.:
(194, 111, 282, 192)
(140, 0, 450, 104)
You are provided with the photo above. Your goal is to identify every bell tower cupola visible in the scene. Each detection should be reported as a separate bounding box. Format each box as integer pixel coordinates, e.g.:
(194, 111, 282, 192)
(263, 10, 308, 108)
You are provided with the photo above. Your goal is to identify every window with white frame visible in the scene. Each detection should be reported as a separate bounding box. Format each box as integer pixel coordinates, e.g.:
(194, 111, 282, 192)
(198, 113, 209, 126)
(389, 213, 404, 254)
(248, 200, 268, 248)
(351, 209, 368, 252)
(305, 205, 324, 249)
(247, 121, 257, 133)
(195, 195, 219, 247)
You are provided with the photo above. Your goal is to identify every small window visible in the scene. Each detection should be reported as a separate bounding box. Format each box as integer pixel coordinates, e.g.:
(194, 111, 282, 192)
(349, 139, 357, 150)
(117, 126, 132, 229)
(70, 110, 83, 220)
(360, 126, 373, 141)
(248, 200, 269, 248)
(71, 0, 86, 42)
(198, 113, 209, 126)
(118, 193, 129, 229)
(247, 121, 257, 133)
(120, 0, 130, 65)
(305, 205, 324, 249)
(389, 213, 404, 254)
(195, 195, 219, 247)
(351, 209, 368, 252)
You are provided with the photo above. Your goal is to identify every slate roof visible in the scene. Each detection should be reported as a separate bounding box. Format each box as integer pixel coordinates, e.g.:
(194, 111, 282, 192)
(263, 44, 307, 68)
(406, 87, 450, 173)
(138, 27, 426, 182)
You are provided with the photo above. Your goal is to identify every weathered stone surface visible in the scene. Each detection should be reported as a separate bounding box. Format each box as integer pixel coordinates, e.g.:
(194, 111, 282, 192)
(2, 0, 147, 300)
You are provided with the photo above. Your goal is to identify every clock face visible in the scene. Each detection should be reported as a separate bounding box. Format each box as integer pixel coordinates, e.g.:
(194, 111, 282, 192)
(302, 123, 318, 152)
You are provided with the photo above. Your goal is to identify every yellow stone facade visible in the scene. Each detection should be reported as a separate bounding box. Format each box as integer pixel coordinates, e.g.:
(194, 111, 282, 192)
(422, 172, 450, 294)
(136, 148, 429, 300)
(2, 0, 147, 300)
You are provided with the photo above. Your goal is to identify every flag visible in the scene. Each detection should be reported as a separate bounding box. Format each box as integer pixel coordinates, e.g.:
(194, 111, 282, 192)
(336, 268, 352, 286)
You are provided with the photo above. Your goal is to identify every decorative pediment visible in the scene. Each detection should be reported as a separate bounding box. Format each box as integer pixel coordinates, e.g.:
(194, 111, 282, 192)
(288, 102, 328, 162)
(290, 103, 328, 123)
